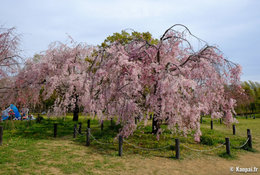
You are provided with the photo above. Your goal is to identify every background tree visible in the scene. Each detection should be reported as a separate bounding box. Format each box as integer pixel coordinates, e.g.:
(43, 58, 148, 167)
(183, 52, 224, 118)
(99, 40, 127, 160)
(0, 26, 21, 78)
(234, 81, 260, 114)
(3, 40, 94, 121)
(0, 26, 21, 108)
(41, 41, 93, 121)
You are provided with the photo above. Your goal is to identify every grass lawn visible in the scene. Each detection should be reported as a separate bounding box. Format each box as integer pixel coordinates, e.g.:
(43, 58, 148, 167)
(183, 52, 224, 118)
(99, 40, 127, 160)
(0, 115, 259, 175)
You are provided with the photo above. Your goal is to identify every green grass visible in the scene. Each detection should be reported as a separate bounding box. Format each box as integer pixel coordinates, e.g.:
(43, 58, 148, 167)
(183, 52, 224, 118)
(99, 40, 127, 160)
(0, 115, 259, 174)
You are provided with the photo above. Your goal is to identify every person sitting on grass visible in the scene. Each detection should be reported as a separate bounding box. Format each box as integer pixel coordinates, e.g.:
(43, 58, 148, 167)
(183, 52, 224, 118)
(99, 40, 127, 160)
(8, 109, 15, 120)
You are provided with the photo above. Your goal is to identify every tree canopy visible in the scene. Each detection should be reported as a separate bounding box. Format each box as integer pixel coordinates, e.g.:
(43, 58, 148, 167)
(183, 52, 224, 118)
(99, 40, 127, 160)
(0, 24, 243, 141)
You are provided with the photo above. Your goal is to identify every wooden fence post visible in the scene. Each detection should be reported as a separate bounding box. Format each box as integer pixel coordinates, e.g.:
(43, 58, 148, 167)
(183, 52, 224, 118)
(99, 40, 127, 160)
(54, 123, 57, 138)
(225, 138, 230, 155)
(86, 128, 90, 146)
(0, 126, 3, 146)
(73, 124, 77, 138)
(152, 117, 155, 133)
(110, 118, 113, 128)
(119, 135, 123, 156)
(101, 120, 104, 131)
(78, 122, 82, 134)
(175, 138, 180, 159)
(248, 134, 252, 149)
(87, 119, 90, 129)
(232, 124, 236, 135)
(211, 120, 213, 130)
(247, 129, 251, 136)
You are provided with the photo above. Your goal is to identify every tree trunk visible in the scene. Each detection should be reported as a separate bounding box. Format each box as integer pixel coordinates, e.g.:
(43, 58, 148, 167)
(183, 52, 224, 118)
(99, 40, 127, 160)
(73, 95, 79, 121)
(152, 115, 160, 134)
(73, 104, 79, 121)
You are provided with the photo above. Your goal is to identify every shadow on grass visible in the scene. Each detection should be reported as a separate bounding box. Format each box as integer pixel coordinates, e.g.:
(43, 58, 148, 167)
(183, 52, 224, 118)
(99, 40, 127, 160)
(218, 152, 237, 160)
(1, 117, 257, 160)
(1, 118, 118, 140)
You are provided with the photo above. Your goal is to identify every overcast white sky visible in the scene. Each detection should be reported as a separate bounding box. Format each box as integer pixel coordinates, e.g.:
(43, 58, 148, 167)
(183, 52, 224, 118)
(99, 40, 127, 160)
(1, 0, 259, 82)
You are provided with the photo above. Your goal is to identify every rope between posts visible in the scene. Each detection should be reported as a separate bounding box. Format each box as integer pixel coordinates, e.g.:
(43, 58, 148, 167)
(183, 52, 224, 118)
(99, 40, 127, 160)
(89, 131, 116, 145)
(123, 139, 171, 151)
(90, 126, 101, 129)
(181, 142, 226, 152)
(231, 138, 249, 149)
(74, 128, 85, 136)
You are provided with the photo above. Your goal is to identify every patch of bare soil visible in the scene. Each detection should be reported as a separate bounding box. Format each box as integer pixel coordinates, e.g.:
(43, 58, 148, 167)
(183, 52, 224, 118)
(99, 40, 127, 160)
(113, 151, 260, 175)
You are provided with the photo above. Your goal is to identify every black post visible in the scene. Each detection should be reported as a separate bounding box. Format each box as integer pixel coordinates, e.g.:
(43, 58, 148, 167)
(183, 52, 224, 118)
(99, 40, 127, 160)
(119, 135, 123, 156)
(247, 129, 251, 136)
(220, 118, 222, 124)
(110, 118, 113, 128)
(86, 128, 90, 146)
(225, 138, 230, 155)
(248, 134, 252, 149)
(78, 122, 82, 134)
(232, 124, 236, 135)
(211, 120, 213, 130)
(135, 117, 137, 125)
(0, 126, 3, 146)
(73, 124, 77, 138)
(152, 117, 155, 133)
(175, 138, 180, 159)
(54, 123, 58, 138)
(200, 116, 202, 124)
(101, 120, 104, 131)
(87, 119, 90, 129)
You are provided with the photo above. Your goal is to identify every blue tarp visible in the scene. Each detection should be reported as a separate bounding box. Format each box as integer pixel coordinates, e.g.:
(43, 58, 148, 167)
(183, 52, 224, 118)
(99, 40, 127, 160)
(10, 104, 21, 118)
(1, 104, 21, 120)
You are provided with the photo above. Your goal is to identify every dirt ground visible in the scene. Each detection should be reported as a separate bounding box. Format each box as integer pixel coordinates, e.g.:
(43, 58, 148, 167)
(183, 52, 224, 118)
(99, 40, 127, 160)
(42, 138, 260, 175)
(116, 151, 260, 175)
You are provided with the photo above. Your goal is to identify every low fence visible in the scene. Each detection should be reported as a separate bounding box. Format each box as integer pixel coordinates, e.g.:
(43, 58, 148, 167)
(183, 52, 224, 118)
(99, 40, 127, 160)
(0, 119, 254, 159)
(69, 119, 253, 159)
